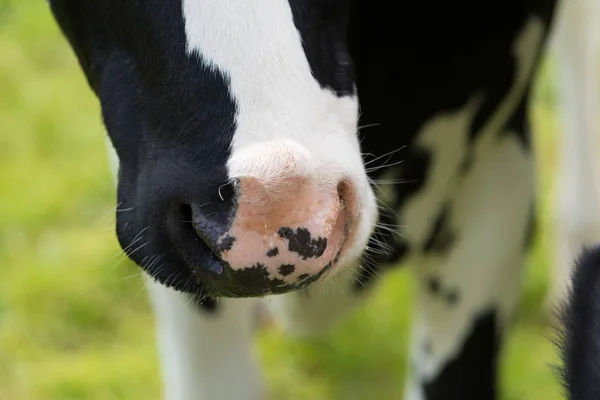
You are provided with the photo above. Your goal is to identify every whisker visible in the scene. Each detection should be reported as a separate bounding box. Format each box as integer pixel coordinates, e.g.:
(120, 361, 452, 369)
(375, 221, 404, 232)
(218, 183, 229, 201)
(140, 254, 158, 270)
(147, 253, 167, 271)
(366, 159, 405, 174)
(94, 201, 124, 221)
(369, 178, 410, 185)
(357, 122, 382, 131)
(123, 271, 143, 281)
(125, 242, 149, 258)
(363, 145, 407, 167)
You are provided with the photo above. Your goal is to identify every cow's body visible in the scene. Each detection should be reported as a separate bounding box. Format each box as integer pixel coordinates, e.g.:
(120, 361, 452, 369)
(47, 0, 597, 399)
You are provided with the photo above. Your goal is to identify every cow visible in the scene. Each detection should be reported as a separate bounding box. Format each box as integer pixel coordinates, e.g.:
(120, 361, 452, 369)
(46, 0, 597, 399)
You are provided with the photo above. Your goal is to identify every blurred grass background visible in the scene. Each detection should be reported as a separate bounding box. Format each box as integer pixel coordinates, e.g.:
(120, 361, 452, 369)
(0, 1, 580, 399)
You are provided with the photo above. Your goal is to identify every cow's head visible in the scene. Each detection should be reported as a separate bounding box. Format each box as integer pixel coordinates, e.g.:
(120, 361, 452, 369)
(49, 0, 378, 297)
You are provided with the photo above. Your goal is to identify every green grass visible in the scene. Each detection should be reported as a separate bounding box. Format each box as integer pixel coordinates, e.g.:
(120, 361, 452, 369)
(0, 1, 577, 399)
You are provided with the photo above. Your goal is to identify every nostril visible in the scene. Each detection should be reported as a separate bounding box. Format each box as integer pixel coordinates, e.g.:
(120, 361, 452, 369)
(337, 181, 347, 203)
(337, 180, 355, 220)
(168, 200, 229, 276)
(331, 179, 359, 258)
(180, 203, 193, 223)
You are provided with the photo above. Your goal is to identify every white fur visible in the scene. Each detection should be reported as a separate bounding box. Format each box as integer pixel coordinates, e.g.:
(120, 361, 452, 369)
(402, 18, 544, 399)
(548, 0, 600, 308)
(226, 140, 313, 186)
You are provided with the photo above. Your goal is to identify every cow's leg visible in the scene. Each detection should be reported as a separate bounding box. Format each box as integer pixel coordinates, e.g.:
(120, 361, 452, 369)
(548, 0, 600, 309)
(403, 125, 535, 400)
(146, 279, 264, 400)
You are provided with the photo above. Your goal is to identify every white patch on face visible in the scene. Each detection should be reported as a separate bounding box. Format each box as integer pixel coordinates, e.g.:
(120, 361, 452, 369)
(181, 0, 358, 149)
(181, 0, 377, 275)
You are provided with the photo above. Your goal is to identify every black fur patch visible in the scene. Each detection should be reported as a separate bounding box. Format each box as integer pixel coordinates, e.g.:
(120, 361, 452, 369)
(288, 1, 354, 97)
(392, 149, 433, 212)
(198, 296, 218, 312)
(501, 93, 532, 150)
(423, 205, 455, 254)
(427, 276, 442, 295)
(278, 227, 327, 259)
(423, 310, 499, 400)
(191, 294, 219, 314)
(557, 246, 600, 400)
(446, 289, 460, 306)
